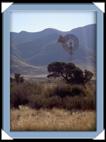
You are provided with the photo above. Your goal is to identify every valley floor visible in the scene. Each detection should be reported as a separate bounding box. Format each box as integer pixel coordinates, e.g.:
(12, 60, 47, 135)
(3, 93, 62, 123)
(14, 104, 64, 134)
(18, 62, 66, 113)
(10, 107, 96, 131)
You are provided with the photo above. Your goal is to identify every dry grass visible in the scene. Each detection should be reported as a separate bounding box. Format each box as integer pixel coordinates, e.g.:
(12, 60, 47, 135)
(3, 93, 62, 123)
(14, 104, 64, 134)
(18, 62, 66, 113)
(10, 107, 96, 131)
(10, 81, 96, 110)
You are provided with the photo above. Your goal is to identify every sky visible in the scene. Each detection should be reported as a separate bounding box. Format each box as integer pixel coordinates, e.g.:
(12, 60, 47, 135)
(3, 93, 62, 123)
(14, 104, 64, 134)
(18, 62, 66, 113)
(10, 11, 96, 33)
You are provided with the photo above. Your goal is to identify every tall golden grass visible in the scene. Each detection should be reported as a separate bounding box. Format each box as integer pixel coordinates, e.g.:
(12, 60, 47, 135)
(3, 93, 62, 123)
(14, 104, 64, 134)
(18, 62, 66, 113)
(10, 80, 96, 131)
(10, 107, 96, 131)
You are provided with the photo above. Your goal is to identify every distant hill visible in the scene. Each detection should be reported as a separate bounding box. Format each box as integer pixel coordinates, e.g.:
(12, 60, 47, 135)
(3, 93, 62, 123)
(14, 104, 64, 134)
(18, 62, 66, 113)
(10, 55, 47, 75)
(10, 24, 96, 75)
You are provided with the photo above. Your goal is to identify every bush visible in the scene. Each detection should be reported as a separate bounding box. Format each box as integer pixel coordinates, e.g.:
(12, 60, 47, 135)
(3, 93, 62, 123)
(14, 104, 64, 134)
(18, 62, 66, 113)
(10, 82, 39, 108)
(71, 85, 86, 96)
(10, 84, 30, 108)
(53, 85, 71, 97)
(52, 84, 86, 97)
(10, 81, 96, 110)
(63, 96, 95, 110)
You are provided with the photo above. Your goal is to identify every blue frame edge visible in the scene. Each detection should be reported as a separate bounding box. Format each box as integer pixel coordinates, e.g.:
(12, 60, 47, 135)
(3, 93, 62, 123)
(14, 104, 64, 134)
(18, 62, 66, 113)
(2, 3, 104, 139)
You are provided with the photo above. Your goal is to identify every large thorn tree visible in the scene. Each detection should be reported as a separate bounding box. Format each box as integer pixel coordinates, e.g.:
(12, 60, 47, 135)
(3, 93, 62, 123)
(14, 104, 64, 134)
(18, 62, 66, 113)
(47, 62, 93, 86)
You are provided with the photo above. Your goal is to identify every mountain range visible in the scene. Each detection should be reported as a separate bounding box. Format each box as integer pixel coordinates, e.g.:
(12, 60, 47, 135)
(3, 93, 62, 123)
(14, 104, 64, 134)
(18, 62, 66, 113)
(10, 24, 96, 76)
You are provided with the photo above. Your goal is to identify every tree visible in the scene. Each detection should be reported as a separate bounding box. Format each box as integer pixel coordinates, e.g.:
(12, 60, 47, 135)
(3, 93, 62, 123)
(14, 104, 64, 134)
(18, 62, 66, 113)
(14, 73, 21, 83)
(71, 67, 84, 84)
(48, 62, 66, 77)
(14, 73, 24, 83)
(20, 77, 24, 83)
(47, 62, 93, 86)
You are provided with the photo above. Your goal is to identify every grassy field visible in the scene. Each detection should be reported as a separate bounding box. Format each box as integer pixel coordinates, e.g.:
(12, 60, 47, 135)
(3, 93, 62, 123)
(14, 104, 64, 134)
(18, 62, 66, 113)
(10, 78, 96, 131)
(10, 80, 96, 109)
(11, 107, 96, 131)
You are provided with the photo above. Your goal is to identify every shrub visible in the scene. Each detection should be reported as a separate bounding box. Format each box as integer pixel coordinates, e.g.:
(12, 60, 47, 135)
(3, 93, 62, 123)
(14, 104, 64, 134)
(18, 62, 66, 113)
(53, 85, 71, 97)
(10, 81, 96, 110)
(52, 84, 86, 97)
(10, 82, 38, 108)
(62, 96, 95, 110)
(10, 84, 29, 108)
(71, 85, 86, 96)
(28, 94, 62, 109)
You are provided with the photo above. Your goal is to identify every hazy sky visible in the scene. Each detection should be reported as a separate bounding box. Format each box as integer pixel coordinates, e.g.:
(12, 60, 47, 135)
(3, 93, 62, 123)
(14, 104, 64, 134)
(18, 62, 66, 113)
(10, 11, 96, 33)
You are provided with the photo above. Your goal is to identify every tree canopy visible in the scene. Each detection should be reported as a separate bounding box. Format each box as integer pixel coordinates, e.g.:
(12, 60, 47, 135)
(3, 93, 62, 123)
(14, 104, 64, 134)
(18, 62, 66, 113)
(47, 62, 93, 85)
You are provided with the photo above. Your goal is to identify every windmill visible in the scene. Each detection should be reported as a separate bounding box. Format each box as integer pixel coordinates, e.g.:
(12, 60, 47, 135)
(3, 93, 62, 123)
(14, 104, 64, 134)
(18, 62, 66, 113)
(58, 34, 79, 59)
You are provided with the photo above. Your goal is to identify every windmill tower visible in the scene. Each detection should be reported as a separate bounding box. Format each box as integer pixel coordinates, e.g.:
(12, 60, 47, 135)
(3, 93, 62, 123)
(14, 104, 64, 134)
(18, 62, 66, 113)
(58, 34, 79, 60)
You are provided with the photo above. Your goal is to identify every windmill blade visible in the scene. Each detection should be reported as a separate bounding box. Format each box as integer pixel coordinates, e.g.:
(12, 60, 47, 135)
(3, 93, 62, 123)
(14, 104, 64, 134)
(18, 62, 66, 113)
(64, 34, 79, 52)
(58, 34, 79, 55)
